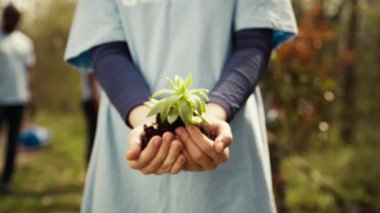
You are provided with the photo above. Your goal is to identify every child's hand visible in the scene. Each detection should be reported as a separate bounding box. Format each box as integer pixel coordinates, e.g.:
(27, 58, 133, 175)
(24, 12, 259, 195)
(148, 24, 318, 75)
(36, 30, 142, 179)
(126, 125, 186, 175)
(175, 115, 233, 171)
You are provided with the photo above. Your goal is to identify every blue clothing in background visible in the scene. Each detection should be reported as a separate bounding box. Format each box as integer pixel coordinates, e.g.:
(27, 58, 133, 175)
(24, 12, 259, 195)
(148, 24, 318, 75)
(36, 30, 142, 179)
(80, 72, 100, 101)
(65, 0, 297, 212)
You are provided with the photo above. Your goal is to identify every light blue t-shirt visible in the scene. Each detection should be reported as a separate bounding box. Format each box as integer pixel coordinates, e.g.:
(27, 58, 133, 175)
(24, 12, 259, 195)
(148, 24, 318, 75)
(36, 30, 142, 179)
(65, 1, 297, 212)
(0, 30, 35, 105)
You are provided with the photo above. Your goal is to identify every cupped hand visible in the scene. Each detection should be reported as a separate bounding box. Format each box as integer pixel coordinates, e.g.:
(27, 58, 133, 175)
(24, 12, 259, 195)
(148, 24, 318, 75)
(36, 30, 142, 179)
(126, 125, 186, 175)
(175, 115, 233, 171)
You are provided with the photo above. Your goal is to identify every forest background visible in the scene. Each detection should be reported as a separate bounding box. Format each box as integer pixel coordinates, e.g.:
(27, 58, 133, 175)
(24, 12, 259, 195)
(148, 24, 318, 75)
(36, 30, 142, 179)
(0, 0, 379, 212)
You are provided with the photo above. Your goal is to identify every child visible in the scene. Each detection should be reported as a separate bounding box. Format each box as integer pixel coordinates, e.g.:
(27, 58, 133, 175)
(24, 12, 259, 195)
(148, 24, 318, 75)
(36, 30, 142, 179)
(65, 0, 297, 212)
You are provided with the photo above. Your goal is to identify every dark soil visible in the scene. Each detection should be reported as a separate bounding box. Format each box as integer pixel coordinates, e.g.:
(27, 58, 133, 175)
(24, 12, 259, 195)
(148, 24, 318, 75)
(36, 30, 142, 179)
(142, 115, 214, 149)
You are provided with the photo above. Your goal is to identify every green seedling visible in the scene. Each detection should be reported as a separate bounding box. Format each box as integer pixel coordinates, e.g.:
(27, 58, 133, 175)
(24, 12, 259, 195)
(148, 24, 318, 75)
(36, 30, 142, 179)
(142, 75, 210, 149)
(145, 74, 209, 127)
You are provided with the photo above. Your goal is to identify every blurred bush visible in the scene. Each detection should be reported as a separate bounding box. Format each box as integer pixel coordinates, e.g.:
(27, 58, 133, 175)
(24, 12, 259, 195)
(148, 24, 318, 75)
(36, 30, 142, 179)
(263, 1, 380, 212)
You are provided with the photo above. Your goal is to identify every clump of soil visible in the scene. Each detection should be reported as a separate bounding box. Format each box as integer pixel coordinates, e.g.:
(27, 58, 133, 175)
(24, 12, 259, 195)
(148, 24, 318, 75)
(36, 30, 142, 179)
(142, 115, 214, 150)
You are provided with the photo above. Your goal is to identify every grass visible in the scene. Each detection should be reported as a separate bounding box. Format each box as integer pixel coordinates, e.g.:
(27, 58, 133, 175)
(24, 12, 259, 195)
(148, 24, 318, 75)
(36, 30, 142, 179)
(283, 145, 380, 212)
(0, 110, 86, 212)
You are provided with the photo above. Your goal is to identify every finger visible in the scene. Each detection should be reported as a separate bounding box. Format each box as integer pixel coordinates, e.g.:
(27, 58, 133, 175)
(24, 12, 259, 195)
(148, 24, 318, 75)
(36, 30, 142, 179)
(129, 136, 162, 170)
(182, 149, 203, 171)
(170, 154, 186, 174)
(126, 127, 144, 161)
(187, 125, 229, 164)
(126, 142, 142, 161)
(156, 139, 183, 174)
(214, 136, 231, 154)
(187, 125, 220, 160)
(140, 132, 173, 174)
(175, 127, 214, 168)
(214, 122, 233, 154)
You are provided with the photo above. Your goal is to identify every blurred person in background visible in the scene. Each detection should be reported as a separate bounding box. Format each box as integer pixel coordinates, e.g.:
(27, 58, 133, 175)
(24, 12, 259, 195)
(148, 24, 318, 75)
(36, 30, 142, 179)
(0, 3, 35, 195)
(80, 72, 99, 166)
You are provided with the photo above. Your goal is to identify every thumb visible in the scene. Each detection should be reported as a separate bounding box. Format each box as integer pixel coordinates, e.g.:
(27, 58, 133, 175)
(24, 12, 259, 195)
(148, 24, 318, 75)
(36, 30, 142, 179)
(213, 121, 233, 154)
(126, 142, 141, 160)
(126, 126, 144, 160)
(214, 135, 232, 154)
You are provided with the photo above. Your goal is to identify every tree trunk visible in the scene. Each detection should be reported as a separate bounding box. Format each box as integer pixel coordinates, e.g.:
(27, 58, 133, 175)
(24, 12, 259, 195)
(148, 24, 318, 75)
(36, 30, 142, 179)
(341, 0, 359, 143)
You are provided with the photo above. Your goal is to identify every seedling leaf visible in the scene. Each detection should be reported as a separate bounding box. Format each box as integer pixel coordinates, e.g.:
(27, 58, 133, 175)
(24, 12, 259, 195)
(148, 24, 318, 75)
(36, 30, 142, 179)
(167, 78, 177, 90)
(178, 98, 193, 127)
(147, 97, 174, 119)
(145, 74, 209, 126)
(151, 89, 174, 98)
(167, 108, 179, 124)
(185, 74, 192, 88)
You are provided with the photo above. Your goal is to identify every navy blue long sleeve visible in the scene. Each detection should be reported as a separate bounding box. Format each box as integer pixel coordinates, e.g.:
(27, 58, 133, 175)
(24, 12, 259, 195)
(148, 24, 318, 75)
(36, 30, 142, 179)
(92, 29, 273, 126)
(208, 29, 273, 121)
(92, 42, 151, 127)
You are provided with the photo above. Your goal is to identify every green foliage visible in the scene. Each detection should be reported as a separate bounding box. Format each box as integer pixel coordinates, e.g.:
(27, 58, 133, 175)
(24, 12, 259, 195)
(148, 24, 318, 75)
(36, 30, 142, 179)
(265, 1, 380, 212)
(146, 75, 209, 127)
(284, 144, 380, 212)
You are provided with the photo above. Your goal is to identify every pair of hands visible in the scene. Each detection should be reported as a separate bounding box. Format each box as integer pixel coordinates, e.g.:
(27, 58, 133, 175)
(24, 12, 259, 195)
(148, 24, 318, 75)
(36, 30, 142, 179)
(126, 104, 233, 175)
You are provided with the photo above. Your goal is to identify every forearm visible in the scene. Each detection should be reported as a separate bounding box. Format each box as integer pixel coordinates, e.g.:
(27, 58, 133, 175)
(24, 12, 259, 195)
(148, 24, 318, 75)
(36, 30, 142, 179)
(128, 105, 155, 128)
(27, 66, 34, 100)
(91, 41, 151, 127)
(209, 29, 273, 121)
(206, 103, 227, 121)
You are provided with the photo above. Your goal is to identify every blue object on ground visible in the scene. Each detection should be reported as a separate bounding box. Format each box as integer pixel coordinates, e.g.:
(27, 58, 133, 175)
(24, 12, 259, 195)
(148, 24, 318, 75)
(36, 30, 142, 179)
(18, 125, 52, 148)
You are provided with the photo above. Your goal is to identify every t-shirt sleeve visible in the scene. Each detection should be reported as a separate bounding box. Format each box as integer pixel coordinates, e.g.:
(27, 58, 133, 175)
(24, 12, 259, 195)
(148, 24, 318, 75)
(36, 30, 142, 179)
(64, 0, 125, 71)
(234, 0, 298, 48)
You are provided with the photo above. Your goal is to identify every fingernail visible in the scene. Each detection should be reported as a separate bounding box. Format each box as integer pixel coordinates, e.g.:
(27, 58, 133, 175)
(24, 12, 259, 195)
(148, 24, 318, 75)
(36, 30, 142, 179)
(165, 137, 171, 144)
(172, 143, 182, 152)
(154, 138, 162, 147)
(175, 128, 183, 134)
